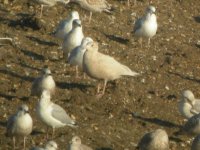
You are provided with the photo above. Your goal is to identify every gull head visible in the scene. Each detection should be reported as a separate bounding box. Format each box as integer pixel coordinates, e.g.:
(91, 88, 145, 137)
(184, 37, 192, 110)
(71, 136, 82, 144)
(181, 90, 195, 103)
(146, 6, 156, 15)
(18, 104, 29, 114)
(72, 19, 82, 28)
(45, 141, 58, 149)
(81, 37, 93, 49)
(41, 90, 51, 100)
(70, 11, 79, 19)
(42, 67, 52, 76)
(85, 41, 98, 52)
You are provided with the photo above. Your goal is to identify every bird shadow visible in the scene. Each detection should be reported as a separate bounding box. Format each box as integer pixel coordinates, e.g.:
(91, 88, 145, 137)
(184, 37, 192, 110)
(132, 113, 181, 128)
(8, 13, 40, 30)
(0, 92, 17, 101)
(26, 36, 58, 46)
(0, 121, 7, 128)
(0, 69, 34, 82)
(169, 136, 184, 143)
(103, 33, 129, 45)
(57, 81, 93, 91)
(17, 62, 41, 72)
(193, 16, 200, 23)
(168, 71, 200, 84)
(20, 47, 45, 61)
(96, 148, 113, 150)
(31, 129, 45, 136)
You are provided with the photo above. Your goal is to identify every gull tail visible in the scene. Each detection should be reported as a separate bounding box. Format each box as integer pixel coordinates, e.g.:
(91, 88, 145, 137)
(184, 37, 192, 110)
(121, 65, 140, 77)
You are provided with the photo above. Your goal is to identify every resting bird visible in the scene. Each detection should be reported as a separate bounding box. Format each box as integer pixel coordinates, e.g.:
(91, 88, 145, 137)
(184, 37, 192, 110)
(179, 90, 200, 119)
(6, 104, 33, 150)
(82, 41, 139, 97)
(54, 11, 80, 40)
(36, 90, 77, 139)
(30, 140, 58, 150)
(133, 6, 157, 47)
(31, 67, 56, 97)
(68, 136, 93, 150)
(138, 129, 169, 150)
(68, 37, 93, 78)
(69, 0, 111, 23)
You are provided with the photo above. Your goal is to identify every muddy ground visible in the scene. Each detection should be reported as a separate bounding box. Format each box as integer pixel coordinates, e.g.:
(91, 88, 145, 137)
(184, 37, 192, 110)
(0, 0, 200, 149)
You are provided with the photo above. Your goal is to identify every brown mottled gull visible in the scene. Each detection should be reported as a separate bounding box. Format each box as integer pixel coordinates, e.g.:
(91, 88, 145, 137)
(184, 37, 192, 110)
(82, 41, 139, 97)
(70, 0, 111, 22)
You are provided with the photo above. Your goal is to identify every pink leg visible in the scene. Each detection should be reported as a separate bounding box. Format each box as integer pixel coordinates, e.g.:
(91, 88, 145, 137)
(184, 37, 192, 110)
(75, 66, 79, 78)
(13, 137, 16, 150)
(89, 12, 92, 24)
(52, 128, 55, 139)
(102, 80, 107, 95)
(23, 137, 26, 150)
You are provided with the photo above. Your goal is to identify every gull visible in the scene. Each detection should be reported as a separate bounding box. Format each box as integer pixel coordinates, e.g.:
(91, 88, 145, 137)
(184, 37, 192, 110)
(30, 140, 58, 150)
(138, 129, 169, 150)
(54, 11, 80, 40)
(31, 67, 56, 97)
(179, 90, 200, 119)
(6, 104, 33, 150)
(82, 41, 139, 97)
(62, 19, 84, 59)
(133, 6, 157, 47)
(68, 136, 93, 150)
(36, 90, 77, 139)
(68, 37, 93, 78)
(69, 0, 111, 23)
(178, 113, 200, 135)
(191, 134, 200, 150)
(33, 0, 70, 18)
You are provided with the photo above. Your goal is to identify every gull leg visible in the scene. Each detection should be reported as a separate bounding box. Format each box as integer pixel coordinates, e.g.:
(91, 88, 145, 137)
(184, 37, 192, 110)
(139, 38, 143, 48)
(97, 83, 101, 94)
(75, 66, 79, 78)
(52, 128, 55, 139)
(23, 137, 26, 150)
(148, 38, 151, 47)
(83, 72, 86, 79)
(102, 80, 107, 95)
(40, 4, 44, 18)
(46, 127, 49, 139)
(89, 12, 92, 24)
(13, 137, 16, 150)
(127, 0, 130, 7)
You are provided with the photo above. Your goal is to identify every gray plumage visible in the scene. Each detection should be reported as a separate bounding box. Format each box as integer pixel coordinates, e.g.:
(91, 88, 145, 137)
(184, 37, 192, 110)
(179, 90, 200, 119)
(133, 6, 157, 46)
(62, 19, 84, 59)
(31, 67, 56, 97)
(191, 134, 200, 150)
(54, 11, 80, 40)
(138, 129, 169, 150)
(68, 136, 93, 150)
(6, 104, 33, 149)
(36, 90, 76, 137)
(30, 140, 58, 150)
(181, 113, 200, 135)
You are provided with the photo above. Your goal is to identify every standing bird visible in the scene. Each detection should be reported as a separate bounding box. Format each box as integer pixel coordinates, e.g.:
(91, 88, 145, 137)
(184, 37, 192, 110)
(30, 140, 58, 150)
(54, 11, 80, 40)
(191, 134, 200, 150)
(62, 19, 84, 60)
(33, 0, 70, 18)
(68, 136, 93, 150)
(138, 129, 169, 150)
(6, 104, 33, 150)
(36, 90, 77, 139)
(69, 0, 111, 23)
(133, 6, 157, 47)
(68, 37, 93, 78)
(179, 90, 200, 119)
(31, 67, 56, 97)
(82, 41, 139, 97)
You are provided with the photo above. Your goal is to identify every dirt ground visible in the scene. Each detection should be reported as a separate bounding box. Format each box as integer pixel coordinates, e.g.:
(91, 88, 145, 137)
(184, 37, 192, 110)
(0, 0, 200, 149)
